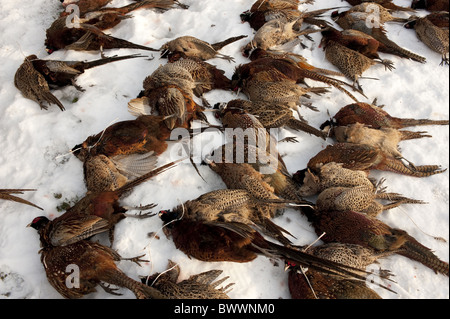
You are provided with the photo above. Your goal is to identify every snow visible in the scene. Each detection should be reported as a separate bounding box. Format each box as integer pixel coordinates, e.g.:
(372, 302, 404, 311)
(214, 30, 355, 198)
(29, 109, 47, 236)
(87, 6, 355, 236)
(0, 0, 448, 300)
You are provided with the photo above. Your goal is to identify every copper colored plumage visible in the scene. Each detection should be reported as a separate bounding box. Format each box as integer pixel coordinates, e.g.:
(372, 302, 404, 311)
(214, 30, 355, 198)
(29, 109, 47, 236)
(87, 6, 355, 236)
(320, 102, 449, 130)
(332, 9, 427, 63)
(320, 27, 396, 71)
(159, 209, 373, 281)
(45, 17, 159, 55)
(72, 115, 172, 161)
(411, 0, 449, 12)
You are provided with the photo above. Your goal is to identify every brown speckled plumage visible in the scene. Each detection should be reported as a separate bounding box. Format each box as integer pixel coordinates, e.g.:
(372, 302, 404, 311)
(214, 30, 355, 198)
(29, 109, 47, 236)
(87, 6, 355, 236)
(315, 185, 426, 217)
(160, 35, 247, 62)
(288, 266, 382, 299)
(14, 55, 65, 111)
(406, 16, 449, 65)
(142, 260, 234, 299)
(294, 162, 376, 196)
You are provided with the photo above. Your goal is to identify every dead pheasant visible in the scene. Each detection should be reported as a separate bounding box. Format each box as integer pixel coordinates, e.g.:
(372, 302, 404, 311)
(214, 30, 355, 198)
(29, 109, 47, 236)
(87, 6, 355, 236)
(141, 260, 234, 299)
(346, 2, 412, 23)
(45, 17, 159, 56)
(248, 48, 346, 77)
(217, 99, 328, 139)
(332, 10, 427, 63)
(306, 142, 447, 178)
(241, 5, 336, 31)
(205, 141, 307, 204)
(332, 122, 433, 169)
(320, 38, 386, 91)
(28, 160, 180, 248)
(302, 208, 449, 276)
(315, 185, 426, 217)
(14, 55, 65, 111)
(233, 56, 364, 102)
(320, 102, 449, 130)
(286, 240, 395, 299)
(293, 162, 379, 197)
(405, 15, 449, 65)
(320, 27, 396, 71)
(287, 262, 383, 299)
(242, 17, 322, 54)
(160, 35, 248, 62)
(160, 187, 300, 245)
(60, 0, 185, 29)
(344, 0, 416, 12)
(231, 67, 330, 121)
(166, 53, 233, 96)
(29, 54, 143, 91)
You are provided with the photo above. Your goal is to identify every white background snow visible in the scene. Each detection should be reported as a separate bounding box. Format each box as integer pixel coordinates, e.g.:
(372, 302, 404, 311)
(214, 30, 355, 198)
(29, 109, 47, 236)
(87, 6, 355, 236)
(0, 0, 448, 299)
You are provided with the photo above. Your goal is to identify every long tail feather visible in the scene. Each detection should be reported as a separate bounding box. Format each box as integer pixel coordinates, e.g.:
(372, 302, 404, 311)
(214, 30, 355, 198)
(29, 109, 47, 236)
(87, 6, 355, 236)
(212, 35, 248, 51)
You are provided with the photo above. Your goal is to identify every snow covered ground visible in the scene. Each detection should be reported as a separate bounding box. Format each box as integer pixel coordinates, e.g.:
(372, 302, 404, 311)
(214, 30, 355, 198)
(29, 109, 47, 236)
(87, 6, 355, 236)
(0, 0, 448, 299)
